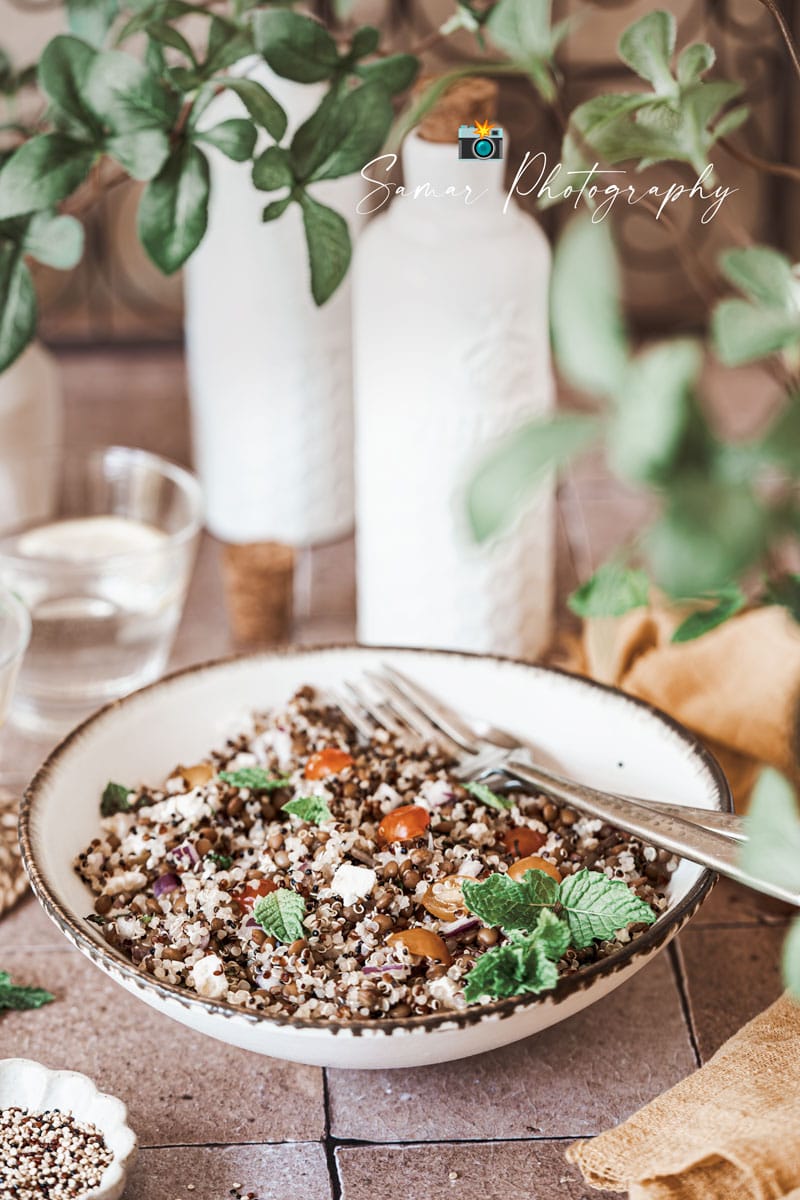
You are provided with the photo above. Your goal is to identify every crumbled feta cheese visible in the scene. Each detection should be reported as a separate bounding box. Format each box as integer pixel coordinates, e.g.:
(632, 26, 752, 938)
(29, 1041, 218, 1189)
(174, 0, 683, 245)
(103, 870, 147, 896)
(418, 778, 454, 809)
(191, 954, 228, 999)
(330, 863, 377, 906)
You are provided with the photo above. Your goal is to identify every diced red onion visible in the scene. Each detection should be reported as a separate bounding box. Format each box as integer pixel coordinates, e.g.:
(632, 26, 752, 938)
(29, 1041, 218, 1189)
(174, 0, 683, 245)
(153, 872, 181, 897)
(457, 860, 482, 878)
(169, 841, 199, 870)
(245, 917, 258, 928)
(362, 962, 406, 975)
(440, 917, 481, 937)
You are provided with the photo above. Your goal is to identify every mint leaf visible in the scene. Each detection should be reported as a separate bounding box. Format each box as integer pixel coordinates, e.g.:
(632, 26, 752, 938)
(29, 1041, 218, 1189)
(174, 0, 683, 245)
(464, 781, 514, 813)
(462, 868, 559, 931)
(568, 563, 650, 619)
(558, 868, 656, 950)
(742, 768, 800, 893)
(0, 970, 54, 1011)
(206, 851, 233, 870)
(463, 911, 569, 1003)
(101, 781, 132, 817)
(219, 767, 291, 791)
(253, 889, 306, 943)
(671, 585, 745, 643)
(282, 795, 333, 825)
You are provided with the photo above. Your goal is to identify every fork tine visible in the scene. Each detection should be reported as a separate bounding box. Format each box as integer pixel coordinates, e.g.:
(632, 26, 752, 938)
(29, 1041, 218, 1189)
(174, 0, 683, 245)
(345, 680, 408, 740)
(331, 688, 376, 741)
(379, 664, 482, 755)
(366, 672, 465, 757)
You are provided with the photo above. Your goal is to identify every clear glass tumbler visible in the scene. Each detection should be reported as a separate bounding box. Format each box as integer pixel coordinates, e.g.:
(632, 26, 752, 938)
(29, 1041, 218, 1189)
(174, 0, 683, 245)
(0, 446, 203, 735)
(0, 584, 31, 729)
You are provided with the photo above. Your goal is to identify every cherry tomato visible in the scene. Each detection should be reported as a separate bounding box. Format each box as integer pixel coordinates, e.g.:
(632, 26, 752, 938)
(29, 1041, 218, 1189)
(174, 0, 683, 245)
(502, 827, 546, 858)
(388, 928, 452, 965)
(420, 874, 466, 920)
(508, 855, 562, 884)
(377, 804, 430, 845)
(178, 762, 215, 788)
(304, 747, 354, 780)
(236, 878, 279, 911)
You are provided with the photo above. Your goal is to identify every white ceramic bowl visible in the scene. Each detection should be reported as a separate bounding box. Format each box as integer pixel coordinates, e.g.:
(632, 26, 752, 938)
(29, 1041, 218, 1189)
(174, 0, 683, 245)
(20, 646, 730, 1070)
(0, 1058, 137, 1199)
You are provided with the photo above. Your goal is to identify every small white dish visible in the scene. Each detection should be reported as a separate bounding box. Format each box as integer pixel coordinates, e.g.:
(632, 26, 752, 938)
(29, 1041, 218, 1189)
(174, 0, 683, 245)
(0, 1058, 137, 1199)
(20, 645, 730, 1070)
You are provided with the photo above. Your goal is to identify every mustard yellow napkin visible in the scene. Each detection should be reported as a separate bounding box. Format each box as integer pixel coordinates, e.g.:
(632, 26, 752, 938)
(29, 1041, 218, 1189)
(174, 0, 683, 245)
(567, 993, 800, 1200)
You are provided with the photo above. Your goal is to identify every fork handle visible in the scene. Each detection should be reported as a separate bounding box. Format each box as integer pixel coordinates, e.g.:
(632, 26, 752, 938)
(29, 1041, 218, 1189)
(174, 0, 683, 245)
(503, 755, 798, 908)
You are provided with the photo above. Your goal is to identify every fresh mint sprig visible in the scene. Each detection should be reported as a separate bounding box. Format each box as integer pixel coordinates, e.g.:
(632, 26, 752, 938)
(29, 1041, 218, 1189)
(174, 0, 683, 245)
(100, 781, 132, 817)
(281, 795, 333, 825)
(219, 767, 291, 791)
(461, 867, 657, 1002)
(0, 970, 54, 1011)
(253, 889, 306, 944)
(464, 781, 515, 813)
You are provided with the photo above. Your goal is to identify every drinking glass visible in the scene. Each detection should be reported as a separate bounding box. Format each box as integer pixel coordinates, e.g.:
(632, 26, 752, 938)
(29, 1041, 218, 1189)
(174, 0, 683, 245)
(0, 446, 203, 735)
(0, 584, 31, 729)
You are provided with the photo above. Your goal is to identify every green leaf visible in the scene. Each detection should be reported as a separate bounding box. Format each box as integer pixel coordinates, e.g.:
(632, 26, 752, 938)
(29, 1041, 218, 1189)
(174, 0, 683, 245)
(462, 910, 568, 1003)
(116, 1, 196, 43)
(196, 118, 257, 163)
(219, 767, 291, 791)
(147, 21, 197, 64)
(677, 42, 715, 86)
(262, 196, 291, 222)
(713, 300, 800, 367)
(464, 781, 514, 813)
(608, 339, 702, 484)
(253, 889, 306, 943)
(671, 585, 746, 643)
(0, 970, 55, 1011)
(211, 78, 287, 141)
(349, 26, 380, 60)
(204, 15, 253, 77)
(533, 907, 572, 960)
(742, 768, 800, 894)
(281, 795, 334, 824)
(206, 851, 233, 870)
(558, 868, 656, 950)
(299, 191, 351, 306)
(138, 143, 210, 275)
(551, 216, 629, 397)
(290, 83, 394, 184)
(252, 145, 294, 192)
(782, 917, 800, 999)
(760, 399, 800, 476)
(486, 0, 558, 100)
(254, 10, 340, 83)
(721, 246, 795, 309)
(355, 54, 419, 96)
(765, 573, 800, 623)
(39, 36, 100, 134)
(467, 414, 598, 543)
(22, 210, 84, 269)
(67, 0, 119, 49)
(0, 134, 95, 220)
(618, 10, 677, 95)
(567, 563, 650, 619)
(82, 49, 179, 133)
(107, 127, 171, 181)
(101, 781, 132, 816)
(0, 247, 36, 372)
(462, 869, 560, 931)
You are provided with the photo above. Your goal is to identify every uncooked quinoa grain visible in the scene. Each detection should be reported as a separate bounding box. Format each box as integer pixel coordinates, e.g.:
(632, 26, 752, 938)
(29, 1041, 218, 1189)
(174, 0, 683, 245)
(74, 687, 676, 1019)
(0, 1106, 113, 1198)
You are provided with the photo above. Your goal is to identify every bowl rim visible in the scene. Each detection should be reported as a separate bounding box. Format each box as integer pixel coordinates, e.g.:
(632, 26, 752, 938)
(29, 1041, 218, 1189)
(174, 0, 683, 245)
(19, 643, 731, 1039)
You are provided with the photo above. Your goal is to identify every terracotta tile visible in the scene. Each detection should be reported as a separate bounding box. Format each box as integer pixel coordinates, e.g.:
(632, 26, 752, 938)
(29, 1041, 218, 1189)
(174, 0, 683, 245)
(0, 949, 325, 1146)
(327, 953, 694, 1142)
(128, 1143, 331, 1200)
(336, 1140, 590, 1200)
(676, 923, 786, 1061)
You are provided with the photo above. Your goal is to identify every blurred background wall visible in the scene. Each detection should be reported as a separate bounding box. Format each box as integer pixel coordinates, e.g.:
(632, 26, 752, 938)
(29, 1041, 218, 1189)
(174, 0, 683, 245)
(1, 0, 798, 344)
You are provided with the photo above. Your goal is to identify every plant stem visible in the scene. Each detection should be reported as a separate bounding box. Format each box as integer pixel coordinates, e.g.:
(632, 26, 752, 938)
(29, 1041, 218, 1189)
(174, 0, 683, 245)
(720, 137, 800, 185)
(756, 0, 800, 85)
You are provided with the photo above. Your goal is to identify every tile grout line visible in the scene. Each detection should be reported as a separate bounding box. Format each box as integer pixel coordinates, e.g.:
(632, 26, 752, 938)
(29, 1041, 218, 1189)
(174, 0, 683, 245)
(322, 1068, 344, 1200)
(668, 941, 702, 1068)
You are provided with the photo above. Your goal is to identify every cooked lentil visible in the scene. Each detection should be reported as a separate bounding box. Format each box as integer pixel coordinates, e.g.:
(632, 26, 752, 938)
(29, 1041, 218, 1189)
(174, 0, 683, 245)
(74, 687, 676, 1019)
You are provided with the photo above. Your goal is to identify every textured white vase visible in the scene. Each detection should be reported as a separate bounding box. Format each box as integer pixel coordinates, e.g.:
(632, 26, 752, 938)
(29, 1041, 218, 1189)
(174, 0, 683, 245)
(0, 342, 63, 536)
(185, 63, 362, 547)
(353, 130, 555, 658)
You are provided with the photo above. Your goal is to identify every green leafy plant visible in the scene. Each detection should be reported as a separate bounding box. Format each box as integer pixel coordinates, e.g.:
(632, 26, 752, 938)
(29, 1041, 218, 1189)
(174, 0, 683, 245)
(0, 970, 54, 1011)
(461, 867, 656, 1001)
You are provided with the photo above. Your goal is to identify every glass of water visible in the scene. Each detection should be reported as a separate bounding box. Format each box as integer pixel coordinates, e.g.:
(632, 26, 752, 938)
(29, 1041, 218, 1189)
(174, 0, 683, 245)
(0, 584, 31, 729)
(0, 446, 203, 735)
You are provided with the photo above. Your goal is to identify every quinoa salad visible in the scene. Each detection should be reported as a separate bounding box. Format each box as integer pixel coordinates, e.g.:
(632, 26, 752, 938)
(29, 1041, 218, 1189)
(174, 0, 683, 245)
(74, 686, 676, 1021)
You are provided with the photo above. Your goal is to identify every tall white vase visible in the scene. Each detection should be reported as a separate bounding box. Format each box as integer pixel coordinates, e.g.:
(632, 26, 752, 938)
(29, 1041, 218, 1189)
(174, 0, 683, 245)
(185, 64, 362, 547)
(353, 130, 555, 658)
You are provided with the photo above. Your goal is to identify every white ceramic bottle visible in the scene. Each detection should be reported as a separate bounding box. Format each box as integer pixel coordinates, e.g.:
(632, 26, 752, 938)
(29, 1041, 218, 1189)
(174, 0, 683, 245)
(353, 82, 556, 658)
(185, 63, 362, 548)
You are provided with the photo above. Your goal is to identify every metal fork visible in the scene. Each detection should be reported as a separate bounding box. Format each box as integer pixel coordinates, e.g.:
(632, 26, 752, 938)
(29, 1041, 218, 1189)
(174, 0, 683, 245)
(333, 668, 798, 907)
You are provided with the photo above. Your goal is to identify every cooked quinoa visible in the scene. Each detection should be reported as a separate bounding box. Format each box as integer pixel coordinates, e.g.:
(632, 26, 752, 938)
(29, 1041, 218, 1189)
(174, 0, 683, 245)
(74, 686, 676, 1020)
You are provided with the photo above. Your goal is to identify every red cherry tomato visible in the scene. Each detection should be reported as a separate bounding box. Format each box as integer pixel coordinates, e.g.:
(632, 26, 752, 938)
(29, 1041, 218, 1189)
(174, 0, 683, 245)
(502, 827, 546, 857)
(377, 804, 430, 844)
(304, 747, 354, 780)
(236, 878, 278, 911)
(508, 855, 562, 884)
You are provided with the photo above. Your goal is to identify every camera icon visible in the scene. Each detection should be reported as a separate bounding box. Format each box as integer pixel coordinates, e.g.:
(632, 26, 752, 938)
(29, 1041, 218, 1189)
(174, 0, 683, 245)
(458, 123, 504, 161)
